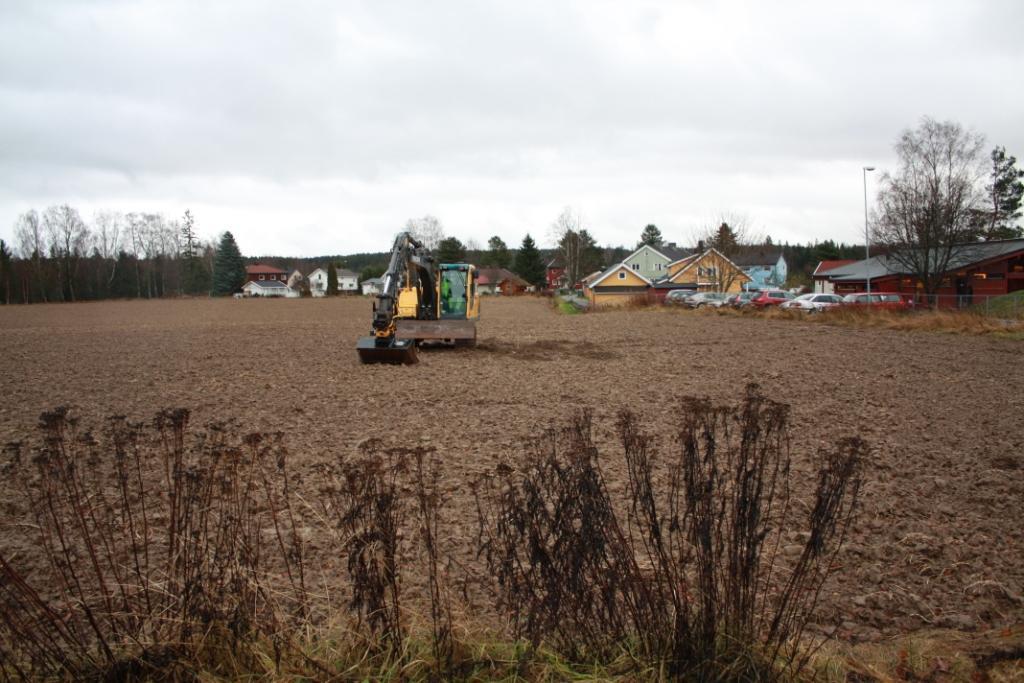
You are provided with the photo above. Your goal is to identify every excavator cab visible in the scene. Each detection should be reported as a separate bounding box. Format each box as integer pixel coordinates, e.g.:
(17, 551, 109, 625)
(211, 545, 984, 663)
(439, 264, 471, 318)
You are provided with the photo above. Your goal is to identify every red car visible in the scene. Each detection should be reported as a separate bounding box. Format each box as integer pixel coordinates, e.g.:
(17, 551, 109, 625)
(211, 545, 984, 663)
(748, 290, 796, 308)
(841, 292, 914, 310)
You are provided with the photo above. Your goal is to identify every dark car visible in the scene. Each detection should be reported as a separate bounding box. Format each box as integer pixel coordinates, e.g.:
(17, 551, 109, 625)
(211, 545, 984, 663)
(727, 291, 758, 307)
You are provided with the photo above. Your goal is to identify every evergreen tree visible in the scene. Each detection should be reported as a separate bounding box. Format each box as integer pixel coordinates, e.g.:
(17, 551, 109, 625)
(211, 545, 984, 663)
(436, 236, 466, 263)
(709, 222, 739, 253)
(982, 146, 1024, 240)
(485, 235, 511, 268)
(638, 224, 663, 247)
(212, 231, 245, 296)
(0, 239, 10, 304)
(327, 262, 339, 295)
(513, 233, 546, 288)
(359, 264, 386, 283)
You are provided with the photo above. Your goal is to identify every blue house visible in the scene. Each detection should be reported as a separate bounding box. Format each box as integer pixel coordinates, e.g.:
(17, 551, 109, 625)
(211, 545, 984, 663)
(734, 249, 787, 290)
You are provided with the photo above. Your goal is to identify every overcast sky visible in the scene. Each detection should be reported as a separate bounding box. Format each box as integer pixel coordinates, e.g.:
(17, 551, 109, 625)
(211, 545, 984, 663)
(1, 1, 1021, 256)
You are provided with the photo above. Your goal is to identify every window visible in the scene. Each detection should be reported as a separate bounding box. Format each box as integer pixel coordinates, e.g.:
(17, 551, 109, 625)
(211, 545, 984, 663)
(618, 271, 626, 280)
(632, 263, 640, 270)
(655, 263, 662, 270)
(259, 275, 265, 280)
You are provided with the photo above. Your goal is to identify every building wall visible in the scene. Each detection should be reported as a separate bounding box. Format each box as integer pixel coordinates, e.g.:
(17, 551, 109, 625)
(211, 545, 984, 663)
(670, 252, 750, 293)
(623, 246, 670, 281)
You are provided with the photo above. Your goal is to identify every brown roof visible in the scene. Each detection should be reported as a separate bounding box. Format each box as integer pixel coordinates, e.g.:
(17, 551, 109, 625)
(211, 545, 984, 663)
(477, 267, 529, 287)
(245, 264, 288, 275)
(813, 259, 856, 277)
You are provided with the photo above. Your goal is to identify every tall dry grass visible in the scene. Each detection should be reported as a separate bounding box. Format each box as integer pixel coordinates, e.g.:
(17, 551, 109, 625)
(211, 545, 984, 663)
(1, 388, 873, 681)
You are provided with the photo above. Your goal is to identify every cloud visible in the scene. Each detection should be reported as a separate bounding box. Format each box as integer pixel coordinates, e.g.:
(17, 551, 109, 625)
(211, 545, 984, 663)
(1, 0, 1022, 254)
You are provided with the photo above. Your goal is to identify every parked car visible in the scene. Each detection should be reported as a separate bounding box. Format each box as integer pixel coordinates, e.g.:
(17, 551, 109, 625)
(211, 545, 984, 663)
(727, 291, 758, 307)
(841, 292, 914, 310)
(780, 293, 845, 312)
(749, 290, 796, 308)
(685, 292, 728, 308)
(664, 289, 698, 305)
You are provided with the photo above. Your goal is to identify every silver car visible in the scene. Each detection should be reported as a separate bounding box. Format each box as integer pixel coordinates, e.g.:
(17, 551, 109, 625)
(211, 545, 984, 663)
(685, 292, 729, 308)
(780, 293, 844, 312)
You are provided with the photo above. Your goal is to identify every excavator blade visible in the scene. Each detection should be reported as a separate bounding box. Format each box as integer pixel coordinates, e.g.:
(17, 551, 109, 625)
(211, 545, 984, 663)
(356, 336, 418, 365)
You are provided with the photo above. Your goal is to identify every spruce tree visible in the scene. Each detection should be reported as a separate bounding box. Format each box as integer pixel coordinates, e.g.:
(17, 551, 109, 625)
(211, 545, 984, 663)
(327, 262, 339, 295)
(983, 147, 1024, 240)
(514, 233, 546, 288)
(638, 224, 663, 247)
(212, 231, 245, 296)
(436, 237, 466, 263)
(485, 235, 511, 268)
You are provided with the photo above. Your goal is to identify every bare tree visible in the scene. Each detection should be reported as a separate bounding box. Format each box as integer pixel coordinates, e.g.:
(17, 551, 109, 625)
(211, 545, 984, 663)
(405, 215, 445, 250)
(93, 210, 124, 288)
(694, 213, 761, 292)
(43, 204, 91, 301)
(14, 210, 48, 302)
(126, 212, 147, 297)
(873, 117, 986, 298)
(549, 207, 601, 287)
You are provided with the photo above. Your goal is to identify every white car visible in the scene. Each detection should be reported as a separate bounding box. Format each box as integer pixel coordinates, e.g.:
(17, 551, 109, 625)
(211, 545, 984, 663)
(780, 293, 844, 312)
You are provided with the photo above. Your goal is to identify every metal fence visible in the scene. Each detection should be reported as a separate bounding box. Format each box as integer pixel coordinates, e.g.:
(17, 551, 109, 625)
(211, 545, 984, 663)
(905, 293, 1024, 318)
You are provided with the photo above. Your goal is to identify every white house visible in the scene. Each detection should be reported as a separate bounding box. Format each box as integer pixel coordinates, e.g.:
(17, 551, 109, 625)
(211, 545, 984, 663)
(361, 277, 384, 296)
(286, 269, 304, 289)
(241, 280, 298, 298)
(307, 268, 328, 297)
(337, 268, 359, 292)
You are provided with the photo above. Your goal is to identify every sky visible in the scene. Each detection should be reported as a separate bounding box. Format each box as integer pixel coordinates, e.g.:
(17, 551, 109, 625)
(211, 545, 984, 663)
(1, 0, 1022, 256)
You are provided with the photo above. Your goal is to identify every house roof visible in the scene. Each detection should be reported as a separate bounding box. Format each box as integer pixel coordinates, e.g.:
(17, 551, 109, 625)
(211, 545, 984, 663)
(362, 277, 384, 285)
(244, 279, 289, 289)
(623, 243, 691, 265)
(546, 255, 565, 269)
(812, 259, 857, 277)
(246, 264, 288, 275)
(477, 268, 529, 287)
(336, 268, 358, 278)
(822, 239, 1024, 282)
(731, 248, 784, 267)
(588, 263, 653, 288)
(668, 248, 751, 284)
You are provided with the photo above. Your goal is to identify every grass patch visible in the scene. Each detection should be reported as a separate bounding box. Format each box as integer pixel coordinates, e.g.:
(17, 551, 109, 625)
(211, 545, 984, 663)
(556, 298, 581, 314)
(812, 626, 1024, 682)
(975, 290, 1024, 320)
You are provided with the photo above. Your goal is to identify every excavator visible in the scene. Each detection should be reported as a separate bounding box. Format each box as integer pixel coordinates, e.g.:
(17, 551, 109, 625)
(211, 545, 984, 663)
(356, 232, 480, 364)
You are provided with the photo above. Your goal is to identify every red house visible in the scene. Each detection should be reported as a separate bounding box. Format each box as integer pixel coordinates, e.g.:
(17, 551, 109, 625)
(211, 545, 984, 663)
(820, 240, 1024, 307)
(546, 256, 566, 291)
(477, 268, 529, 295)
(245, 264, 289, 284)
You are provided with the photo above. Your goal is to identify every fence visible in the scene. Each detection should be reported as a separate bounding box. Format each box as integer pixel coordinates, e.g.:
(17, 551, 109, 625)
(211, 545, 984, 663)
(906, 293, 1024, 318)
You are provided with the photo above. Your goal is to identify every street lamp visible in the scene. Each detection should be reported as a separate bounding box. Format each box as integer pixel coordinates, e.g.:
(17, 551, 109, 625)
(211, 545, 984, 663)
(863, 166, 875, 294)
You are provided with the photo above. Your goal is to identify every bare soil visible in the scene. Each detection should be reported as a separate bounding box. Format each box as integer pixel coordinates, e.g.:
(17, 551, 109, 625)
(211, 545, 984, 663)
(1, 296, 1021, 643)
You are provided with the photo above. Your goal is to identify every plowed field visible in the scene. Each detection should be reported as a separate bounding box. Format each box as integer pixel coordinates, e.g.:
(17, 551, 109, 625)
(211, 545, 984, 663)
(1, 297, 1022, 643)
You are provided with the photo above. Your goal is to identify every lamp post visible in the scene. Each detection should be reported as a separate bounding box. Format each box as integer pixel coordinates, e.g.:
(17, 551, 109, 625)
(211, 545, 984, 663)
(863, 166, 875, 294)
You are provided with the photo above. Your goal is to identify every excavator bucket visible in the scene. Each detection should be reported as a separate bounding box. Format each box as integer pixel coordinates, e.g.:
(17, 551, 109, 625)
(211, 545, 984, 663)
(356, 336, 418, 365)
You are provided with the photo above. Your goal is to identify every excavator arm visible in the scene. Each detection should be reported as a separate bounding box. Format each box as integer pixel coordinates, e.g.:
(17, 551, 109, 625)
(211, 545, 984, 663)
(357, 232, 434, 364)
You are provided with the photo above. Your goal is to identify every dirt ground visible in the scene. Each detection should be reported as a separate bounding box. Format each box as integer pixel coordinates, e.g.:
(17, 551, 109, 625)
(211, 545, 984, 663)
(0, 296, 1021, 643)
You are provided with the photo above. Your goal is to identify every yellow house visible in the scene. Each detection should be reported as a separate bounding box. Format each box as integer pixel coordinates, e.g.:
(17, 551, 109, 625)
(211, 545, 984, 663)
(584, 264, 652, 307)
(666, 248, 751, 293)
